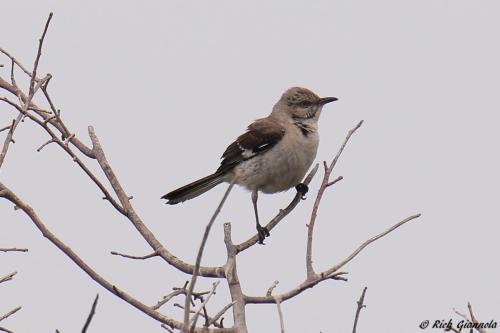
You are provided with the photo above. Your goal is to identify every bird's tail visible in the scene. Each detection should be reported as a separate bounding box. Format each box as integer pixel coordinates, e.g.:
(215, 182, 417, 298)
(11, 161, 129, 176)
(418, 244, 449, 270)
(162, 171, 226, 204)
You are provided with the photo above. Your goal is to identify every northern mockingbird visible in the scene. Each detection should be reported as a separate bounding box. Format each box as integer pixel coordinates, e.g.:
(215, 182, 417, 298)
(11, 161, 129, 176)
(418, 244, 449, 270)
(162, 87, 337, 243)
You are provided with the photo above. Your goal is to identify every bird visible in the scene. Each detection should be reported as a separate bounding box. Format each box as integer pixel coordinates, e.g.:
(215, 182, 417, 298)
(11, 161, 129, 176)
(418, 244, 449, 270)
(162, 87, 337, 243)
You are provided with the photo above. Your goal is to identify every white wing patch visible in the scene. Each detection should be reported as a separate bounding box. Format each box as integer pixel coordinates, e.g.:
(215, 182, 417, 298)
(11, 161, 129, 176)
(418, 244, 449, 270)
(237, 142, 272, 159)
(237, 142, 257, 159)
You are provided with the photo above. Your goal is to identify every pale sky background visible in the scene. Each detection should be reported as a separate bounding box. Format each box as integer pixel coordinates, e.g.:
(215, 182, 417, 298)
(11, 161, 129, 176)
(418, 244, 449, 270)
(1, 1, 499, 332)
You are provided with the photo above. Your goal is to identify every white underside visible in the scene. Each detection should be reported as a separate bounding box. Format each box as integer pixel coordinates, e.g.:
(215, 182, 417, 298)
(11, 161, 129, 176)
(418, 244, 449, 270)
(230, 124, 319, 193)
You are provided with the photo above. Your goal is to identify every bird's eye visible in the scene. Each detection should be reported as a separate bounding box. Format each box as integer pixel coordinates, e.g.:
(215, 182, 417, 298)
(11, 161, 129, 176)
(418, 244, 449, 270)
(298, 100, 312, 107)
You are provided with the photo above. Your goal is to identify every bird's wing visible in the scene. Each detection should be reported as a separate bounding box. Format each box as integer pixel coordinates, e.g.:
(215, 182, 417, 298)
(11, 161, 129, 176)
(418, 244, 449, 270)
(217, 118, 285, 173)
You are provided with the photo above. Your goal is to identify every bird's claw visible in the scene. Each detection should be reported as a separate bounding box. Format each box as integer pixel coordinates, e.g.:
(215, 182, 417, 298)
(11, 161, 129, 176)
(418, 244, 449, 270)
(256, 224, 270, 244)
(296, 183, 309, 200)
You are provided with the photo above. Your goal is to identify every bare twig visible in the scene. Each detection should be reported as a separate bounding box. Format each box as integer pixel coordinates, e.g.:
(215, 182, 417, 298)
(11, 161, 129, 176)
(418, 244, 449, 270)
(161, 324, 175, 332)
(306, 120, 363, 279)
(275, 297, 285, 333)
(30, 13, 53, 94)
(36, 138, 55, 152)
(81, 294, 99, 333)
(0, 72, 51, 169)
(0, 48, 35, 79)
(0, 272, 17, 284)
(0, 116, 22, 169)
(467, 303, 482, 329)
(190, 281, 221, 331)
(0, 125, 11, 133)
(322, 214, 421, 276)
(184, 180, 236, 332)
(9, 60, 16, 87)
(266, 280, 279, 296)
(174, 303, 223, 329)
(152, 284, 213, 311)
(0, 13, 53, 168)
(326, 175, 343, 187)
(110, 251, 158, 260)
(0, 327, 15, 333)
(209, 301, 236, 327)
(0, 307, 21, 323)
(352, 287, 367, 333)
(0, 76, 94, 158)
(451, 303, 488, 333)
(0, 248, 28, 253)
(152, 289, 185, 310)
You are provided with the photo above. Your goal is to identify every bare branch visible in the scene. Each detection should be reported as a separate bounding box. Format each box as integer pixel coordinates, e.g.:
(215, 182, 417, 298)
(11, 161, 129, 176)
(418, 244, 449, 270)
(0, 48, 35, 79)
(326, 175, 343, 188)
(0, 116, 22, 169)
(352, 287, 367, 333)
(209, 301, 236, 327)
(307, 120, 363, 279)
(0, 272, 17, 284)
(190, 281, 220, 331)
(152, 289, 185, 310)
(110, 251, 158, 260)
(152, 283, 216, 312)
(0, 77, 94, 158)
(0, 248, 28, 253)
(0, 13, 53, 167)
(245, 212, 419, 304)
(223, 223, 248, 332)
(81, 294, 99, 333)
(451, 303, 488, 333)
(161, 324, 175, 332)
(30, 13, 53, 94)
(275, 297, 285, 333)
(2, 94, 125, 216)
(244, 271, 346, 304)
(467, 302, 481, 328)
(322, 213, 421, 276)
(0, 307, 21, 323)
(9, 60, 16, 88)
(88, 127, 224, 278)
(0, 327, 15, 333)
(0, 182, 234, 333)
(0, 125, 11, 133)
(0, 73, 51, 169)
(173, 303, 225, 330)
(184, 181, 236, 332)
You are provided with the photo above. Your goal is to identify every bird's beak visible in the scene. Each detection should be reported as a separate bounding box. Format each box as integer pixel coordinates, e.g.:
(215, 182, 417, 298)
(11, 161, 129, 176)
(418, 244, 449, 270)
(318, 97, 338, 105)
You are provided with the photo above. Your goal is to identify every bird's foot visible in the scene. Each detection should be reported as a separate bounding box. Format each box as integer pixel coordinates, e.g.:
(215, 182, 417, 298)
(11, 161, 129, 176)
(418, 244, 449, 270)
(256, 224, 270, 244)
(296, 183, 309, 200)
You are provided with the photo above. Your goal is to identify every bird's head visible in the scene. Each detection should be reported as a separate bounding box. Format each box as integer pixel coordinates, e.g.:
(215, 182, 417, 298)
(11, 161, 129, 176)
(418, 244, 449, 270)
(272, 87, 337, 123)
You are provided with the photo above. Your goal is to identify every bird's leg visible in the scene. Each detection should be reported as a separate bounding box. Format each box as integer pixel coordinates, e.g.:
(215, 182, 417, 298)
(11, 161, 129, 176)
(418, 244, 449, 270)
(252, 190, 269, 244)
(295, 183, 309, 200)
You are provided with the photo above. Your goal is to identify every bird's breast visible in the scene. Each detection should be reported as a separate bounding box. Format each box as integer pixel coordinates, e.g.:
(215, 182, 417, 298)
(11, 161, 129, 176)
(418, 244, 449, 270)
(234, 126, 319, 193)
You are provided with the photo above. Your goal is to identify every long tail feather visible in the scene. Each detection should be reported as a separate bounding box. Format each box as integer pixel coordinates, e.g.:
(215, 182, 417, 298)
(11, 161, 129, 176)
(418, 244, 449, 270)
(162, 172, 226, 204)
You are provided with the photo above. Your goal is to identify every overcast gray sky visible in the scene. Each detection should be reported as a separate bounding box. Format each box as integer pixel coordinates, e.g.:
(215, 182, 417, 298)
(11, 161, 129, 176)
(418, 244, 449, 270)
(1, 1, 499, 332)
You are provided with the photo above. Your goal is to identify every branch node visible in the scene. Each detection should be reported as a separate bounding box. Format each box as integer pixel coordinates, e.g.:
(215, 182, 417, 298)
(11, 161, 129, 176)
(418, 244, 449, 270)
(266, 280, 279, 296)
(36, 138, 55, 152)
(63, 133, 75, 146)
